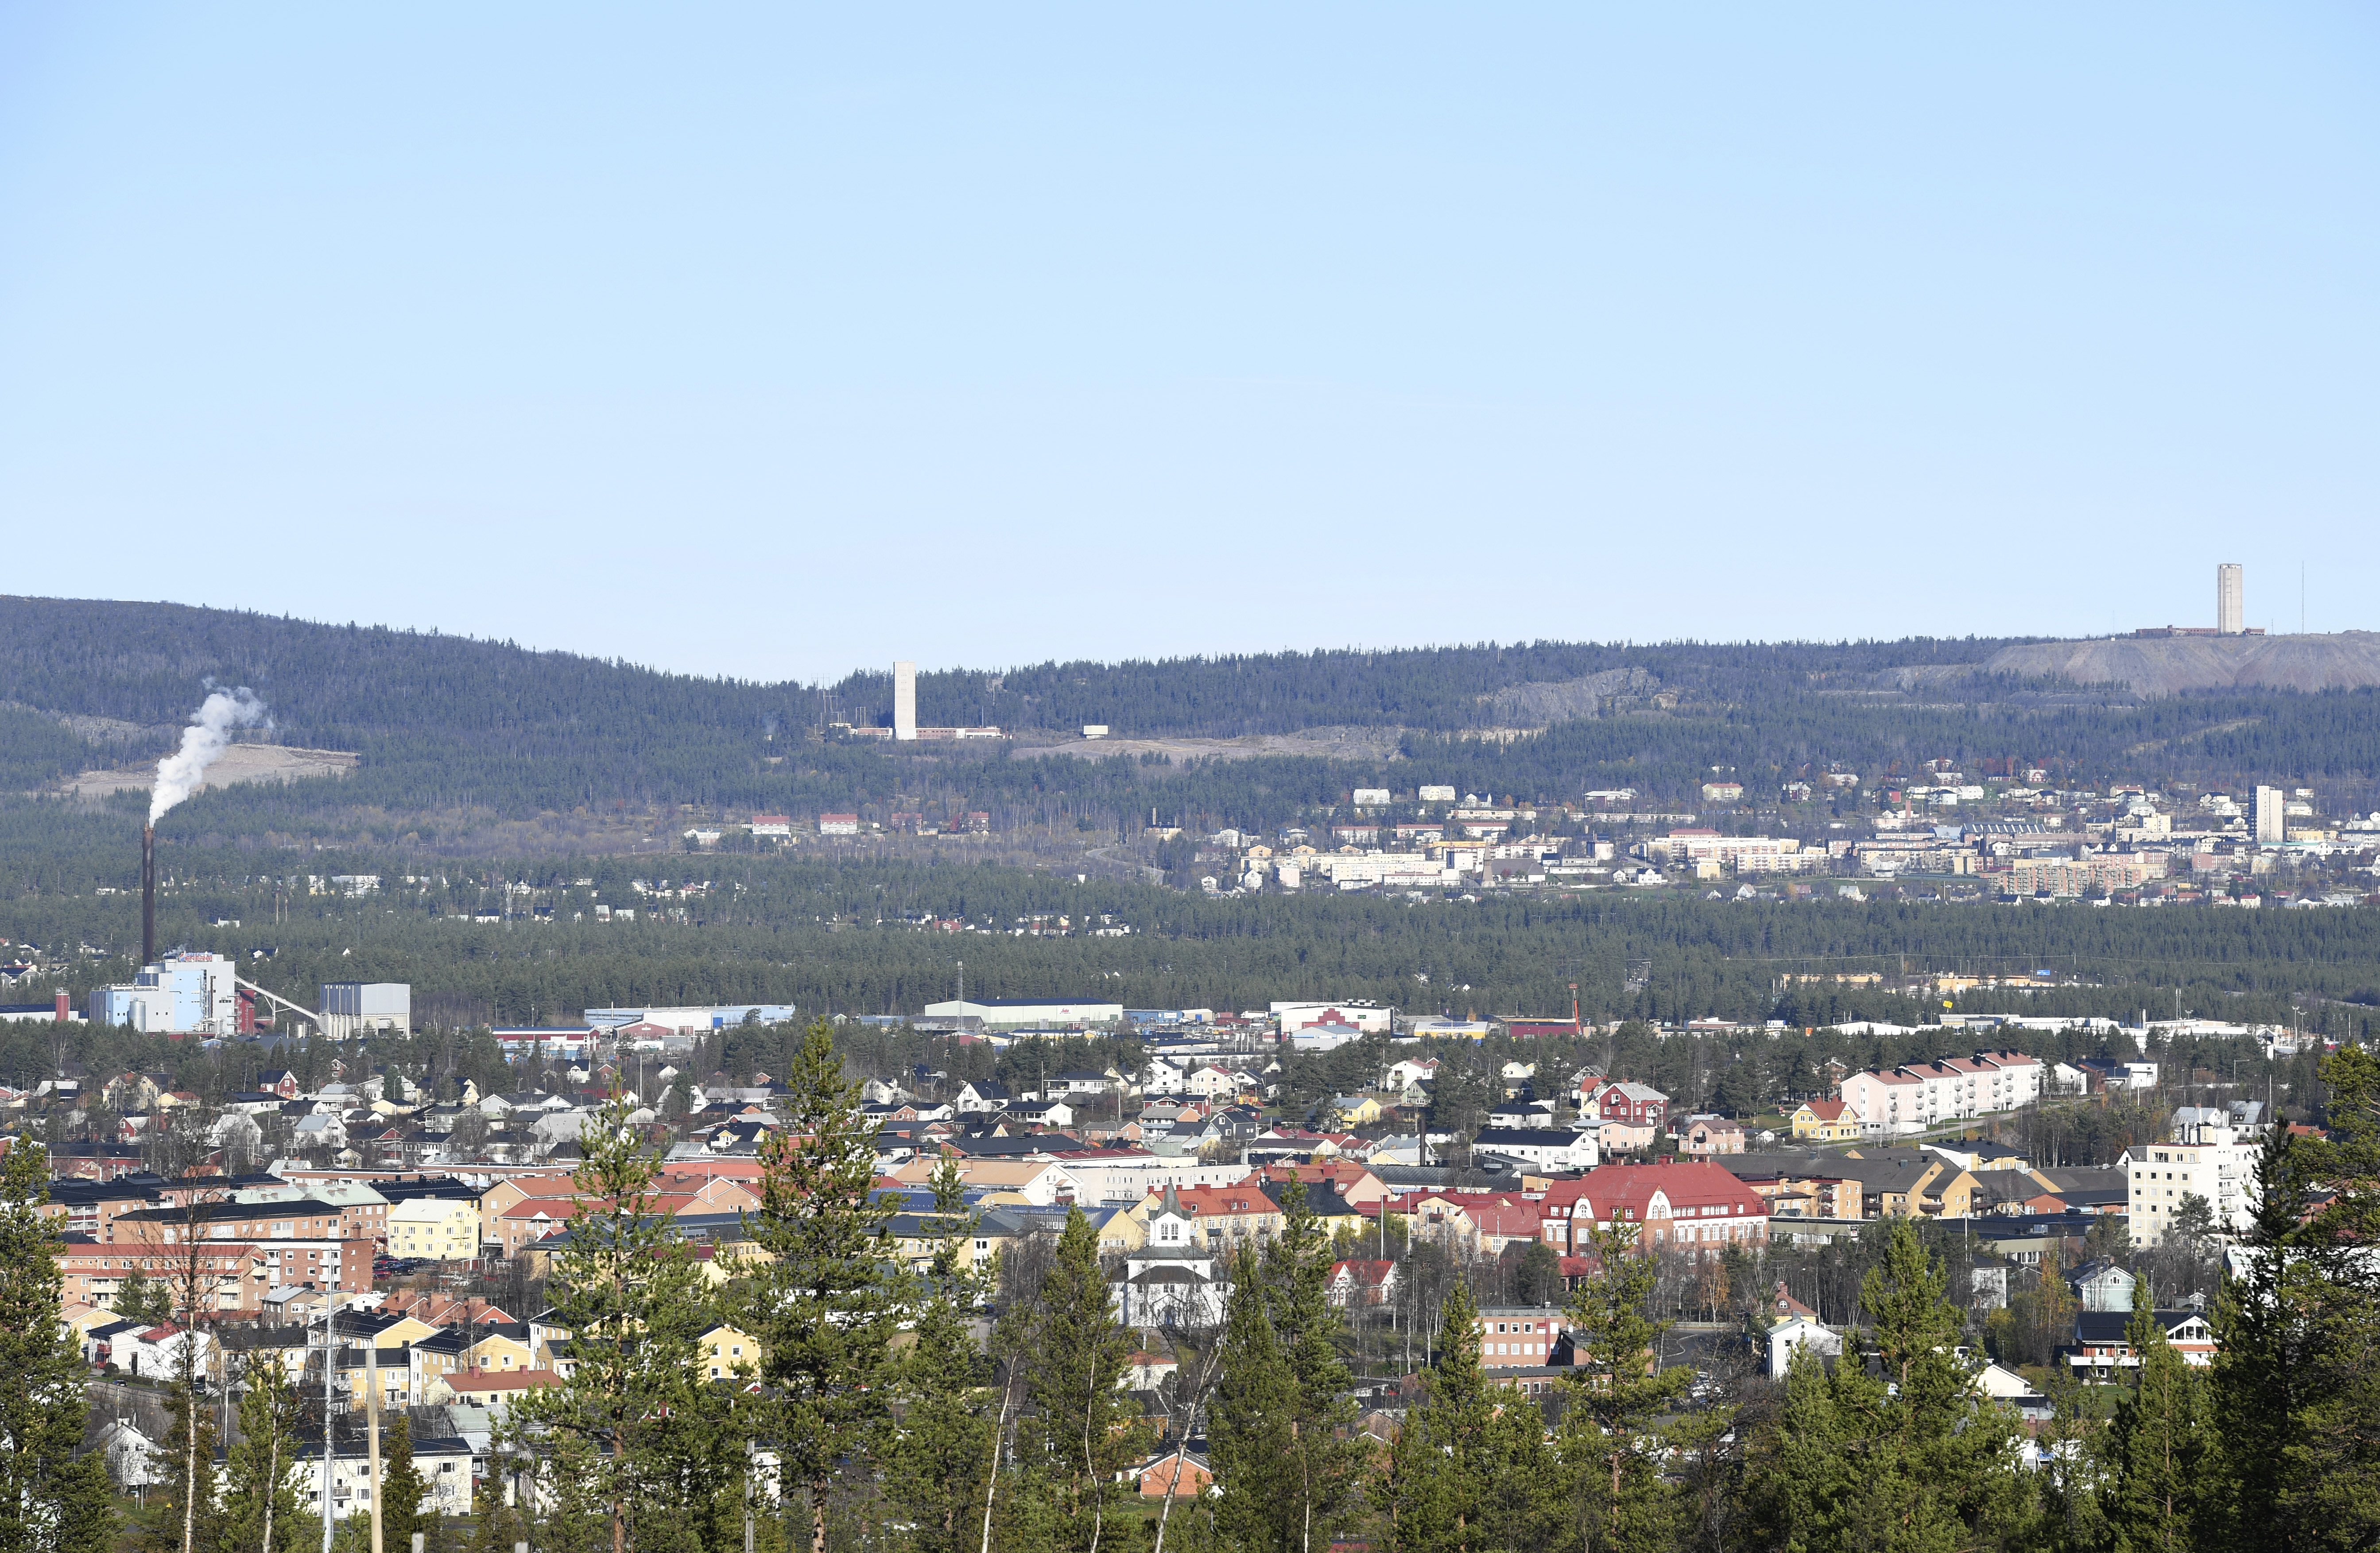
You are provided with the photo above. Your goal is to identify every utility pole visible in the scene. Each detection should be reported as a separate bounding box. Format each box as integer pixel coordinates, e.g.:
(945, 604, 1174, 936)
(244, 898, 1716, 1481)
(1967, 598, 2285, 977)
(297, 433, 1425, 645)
(322, 1314, 336, 1553)
(367, 1345, 383, 1553)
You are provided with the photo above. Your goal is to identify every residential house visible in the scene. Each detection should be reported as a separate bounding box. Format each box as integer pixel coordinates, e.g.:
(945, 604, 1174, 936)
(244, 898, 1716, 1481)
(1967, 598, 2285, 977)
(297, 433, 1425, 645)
(1681, 1116, 1747, 1156)
(1587, 1079, 1669, 1131)
(1326, 1259, 1399, 1308)
(955, 1081, 1013, 1115)
(1789, 1100, 1860, 1143)
(1327, 1095, 1384, 1127)
(1136, 1455, 1213, 1499)
(2069, 1309, 2218, 1376)
(1405, 1192, 1545, 1256)
(2066, 1259, 2137, 1313)
(1123, 1351, 1179, 1391)
(1467, 1127, 1599, 1173)
(1766, 1315, 1842, 1379)
(697, 1322, 760, 1381)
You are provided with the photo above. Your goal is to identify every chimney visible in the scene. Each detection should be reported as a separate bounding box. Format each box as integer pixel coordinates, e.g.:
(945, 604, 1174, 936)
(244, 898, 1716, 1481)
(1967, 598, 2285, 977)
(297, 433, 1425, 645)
(142, 824, 156, 965)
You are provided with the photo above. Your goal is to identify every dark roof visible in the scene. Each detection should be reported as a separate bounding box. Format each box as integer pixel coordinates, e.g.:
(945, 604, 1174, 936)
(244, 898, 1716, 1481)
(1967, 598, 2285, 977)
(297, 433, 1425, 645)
(2075, 1309, 2204, 1345)
(1473, 1128, 1594, 1148)
(946, 1135, 1051, 1158)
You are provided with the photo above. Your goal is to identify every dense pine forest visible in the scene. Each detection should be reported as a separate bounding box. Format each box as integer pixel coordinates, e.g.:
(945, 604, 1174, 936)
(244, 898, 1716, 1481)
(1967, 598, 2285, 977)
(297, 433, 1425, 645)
(4, 599, 2378, 846)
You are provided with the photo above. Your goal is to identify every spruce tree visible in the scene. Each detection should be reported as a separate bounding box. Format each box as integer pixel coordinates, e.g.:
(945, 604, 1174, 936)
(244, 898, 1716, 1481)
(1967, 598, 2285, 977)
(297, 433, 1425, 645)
(2210, 1111, 2323, 1549)
(221, 1352, 307, 1553)
(880, 1161, 994, 1553)
(2292, 1045, 2380, 1544)
(741, 1020, 907, 1553)
(1555, 1214, 1693, 1553)
(2100, 1278, 2208, 1553)
(379, 1417, 429, 1553)
(1376, 1278, 1500, 1553)
(512, 1090, 732, 1553)
(1262, 1177, 1363, 1553)
(114, 1263, 173, 1326)
(0, 1140, 115, 1553)
(1209, 1245, 1295, 1553)
(1011, 1208, 1146, 1553)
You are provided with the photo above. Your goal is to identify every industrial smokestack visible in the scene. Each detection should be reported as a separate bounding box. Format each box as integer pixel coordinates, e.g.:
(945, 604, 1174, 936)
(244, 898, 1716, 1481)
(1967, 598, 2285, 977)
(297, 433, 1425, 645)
(142, 823, 156, 965)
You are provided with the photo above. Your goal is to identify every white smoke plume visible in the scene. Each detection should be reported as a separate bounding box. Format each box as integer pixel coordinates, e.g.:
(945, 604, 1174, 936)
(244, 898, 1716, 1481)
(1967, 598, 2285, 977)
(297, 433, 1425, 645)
(149, 686, 271, 823)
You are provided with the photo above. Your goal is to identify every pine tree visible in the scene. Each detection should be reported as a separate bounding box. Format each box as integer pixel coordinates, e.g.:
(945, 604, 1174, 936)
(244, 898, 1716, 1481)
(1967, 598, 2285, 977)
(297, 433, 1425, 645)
(1376, 1278, 1501, 1553)
(114, 1263, 173, 1326)
(1263, 1177, 1363, 1553)
(1009, 1208, 1147, 1553)
(221, 1352, 307, 1553)
(2291, 1045, 2380, 1544)
(511, 1090, 732, 1553)
(0, 1140, 116, 1553)
(879, 1160, 994, 1553)
(380, 1417, 430, 1553)
(1555, 1214, 1693, 1553)
(1209, 1245, 1295, 1553)
(740, 1020, 907, 1553)
(2100, 1278, 2208, 1553)
(1744, 1216, 2029, 1551)
(2210, 1111, 2323, 1549)
(2213, 1051, 2380, 1550)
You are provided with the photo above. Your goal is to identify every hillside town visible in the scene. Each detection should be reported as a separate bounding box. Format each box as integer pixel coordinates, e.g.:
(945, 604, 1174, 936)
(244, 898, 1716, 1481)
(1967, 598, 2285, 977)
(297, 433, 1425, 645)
(10, 967, 2339, 1544)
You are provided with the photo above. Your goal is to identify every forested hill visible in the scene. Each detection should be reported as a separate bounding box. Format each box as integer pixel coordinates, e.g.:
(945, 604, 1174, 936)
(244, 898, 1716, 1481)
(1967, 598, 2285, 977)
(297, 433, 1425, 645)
(835, 638, 2025, 737)
(0, 596, 2040, 743)
(3, 597, 2376, 839)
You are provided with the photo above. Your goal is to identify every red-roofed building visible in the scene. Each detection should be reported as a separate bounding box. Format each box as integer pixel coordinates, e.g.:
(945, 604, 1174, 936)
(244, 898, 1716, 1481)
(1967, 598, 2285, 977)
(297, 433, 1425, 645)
(1155, 1185, 1285, 1245)
(1405, 1192, 1544, 1255)
(1326, 1259, 1400, 1308)
(1251, 1160, 1390, 1207)
(1535, 1160, 1767, 1255)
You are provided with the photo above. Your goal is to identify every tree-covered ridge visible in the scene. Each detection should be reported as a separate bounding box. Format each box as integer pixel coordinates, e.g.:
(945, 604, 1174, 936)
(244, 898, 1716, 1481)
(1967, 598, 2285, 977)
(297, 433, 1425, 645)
(828, 637, 2021, 738)
(4, 598, 2376, 830)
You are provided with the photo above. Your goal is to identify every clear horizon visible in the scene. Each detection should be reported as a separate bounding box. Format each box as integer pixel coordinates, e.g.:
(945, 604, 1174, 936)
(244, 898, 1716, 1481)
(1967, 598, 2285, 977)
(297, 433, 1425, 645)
(4, 6, 2374, 682)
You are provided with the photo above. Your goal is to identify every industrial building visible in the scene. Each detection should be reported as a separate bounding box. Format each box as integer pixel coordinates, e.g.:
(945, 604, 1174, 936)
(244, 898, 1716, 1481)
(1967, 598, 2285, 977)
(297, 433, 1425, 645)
(920, 997, 1125, 1030)
(2217, 562, 2244, 635)
(88, 952, 244, 1036)
(582, 1003, 799, 1034)
(319, 981, 410, 1040)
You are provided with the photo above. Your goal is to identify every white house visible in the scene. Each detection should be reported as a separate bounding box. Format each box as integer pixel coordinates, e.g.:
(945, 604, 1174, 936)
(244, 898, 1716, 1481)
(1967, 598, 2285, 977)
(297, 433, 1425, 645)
(955, 1081, 1014, 1114)
(1142, 1058, 1188, 1097)
(93, 1418, 168, 1489)
(1767, 1316, 1841, 1379)
(1185, 1065, 1250, 1101)
(119, 1324, 210, 1381)
(1469, 1127, 1599, 1173)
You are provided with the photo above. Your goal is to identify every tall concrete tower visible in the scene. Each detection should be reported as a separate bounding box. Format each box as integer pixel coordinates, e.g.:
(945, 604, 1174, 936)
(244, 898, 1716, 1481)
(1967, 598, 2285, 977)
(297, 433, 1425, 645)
(2217, 563, 2244, 635)
(894, 660, 918, 741)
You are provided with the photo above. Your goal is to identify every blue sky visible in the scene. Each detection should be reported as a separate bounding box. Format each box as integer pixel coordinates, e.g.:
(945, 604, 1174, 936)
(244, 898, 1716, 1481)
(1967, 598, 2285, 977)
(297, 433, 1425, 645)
(3, 6, 2374, 684)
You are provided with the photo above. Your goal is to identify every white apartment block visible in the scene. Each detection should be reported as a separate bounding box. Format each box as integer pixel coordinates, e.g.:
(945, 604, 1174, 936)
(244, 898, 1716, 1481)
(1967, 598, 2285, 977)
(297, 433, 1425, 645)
(1838, 1050, 2043, 1138)
(2127, 1131, 2258, 1245)
(1647, 831, 1822, 875)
